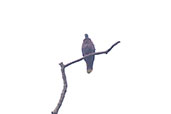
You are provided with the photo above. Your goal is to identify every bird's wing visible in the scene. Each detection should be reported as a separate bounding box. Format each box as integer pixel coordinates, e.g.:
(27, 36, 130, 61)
(82, 38, 95, 56)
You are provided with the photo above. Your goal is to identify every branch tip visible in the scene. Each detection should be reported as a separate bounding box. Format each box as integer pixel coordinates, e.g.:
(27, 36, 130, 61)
(59, 62, 65, 68)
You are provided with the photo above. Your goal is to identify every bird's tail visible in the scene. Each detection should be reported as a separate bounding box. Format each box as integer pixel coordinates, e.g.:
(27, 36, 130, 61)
(87, 69, 92, 73)
(86, 63, 93, 74)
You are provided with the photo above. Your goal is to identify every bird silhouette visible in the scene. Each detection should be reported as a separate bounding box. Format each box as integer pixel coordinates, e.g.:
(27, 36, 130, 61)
(82, 34, 95, 73)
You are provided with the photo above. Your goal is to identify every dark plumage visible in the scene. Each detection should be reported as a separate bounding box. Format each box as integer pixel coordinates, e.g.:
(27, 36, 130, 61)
(82, 34, 95, 73)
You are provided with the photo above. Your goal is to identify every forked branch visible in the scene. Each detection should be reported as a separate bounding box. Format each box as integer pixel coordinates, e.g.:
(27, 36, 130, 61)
(51, 41, 120, 114)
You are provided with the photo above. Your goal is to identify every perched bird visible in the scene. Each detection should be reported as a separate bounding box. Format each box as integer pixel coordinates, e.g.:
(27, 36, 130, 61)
(82, 34, 95, 73)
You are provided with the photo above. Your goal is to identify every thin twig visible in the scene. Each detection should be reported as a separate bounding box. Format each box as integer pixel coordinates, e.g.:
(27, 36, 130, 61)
(51, 41, 120, 114)
(64, 41, 120, 68)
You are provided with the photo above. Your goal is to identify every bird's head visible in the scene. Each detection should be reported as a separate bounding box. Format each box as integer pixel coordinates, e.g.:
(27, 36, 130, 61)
(85, 34, 89, 38)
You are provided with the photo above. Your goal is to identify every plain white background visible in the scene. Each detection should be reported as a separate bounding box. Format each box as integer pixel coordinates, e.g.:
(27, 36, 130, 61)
(0, 0, 171, 114)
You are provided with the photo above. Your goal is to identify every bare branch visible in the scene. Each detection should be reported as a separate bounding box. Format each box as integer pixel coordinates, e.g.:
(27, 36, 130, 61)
(64, 41, 120, 68)
(52, 62, 67, 114)
(51, 41, 120, 114)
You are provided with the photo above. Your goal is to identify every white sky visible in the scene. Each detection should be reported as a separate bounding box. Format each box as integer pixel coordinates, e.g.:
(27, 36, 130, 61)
(0, 0, 171, 114)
